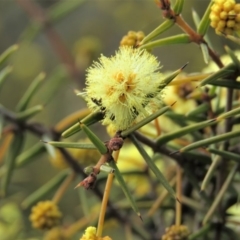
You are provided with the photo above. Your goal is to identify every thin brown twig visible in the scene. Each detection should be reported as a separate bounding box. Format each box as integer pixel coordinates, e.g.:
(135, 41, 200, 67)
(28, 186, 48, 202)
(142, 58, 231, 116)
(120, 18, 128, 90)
(0, 105, 140, 234)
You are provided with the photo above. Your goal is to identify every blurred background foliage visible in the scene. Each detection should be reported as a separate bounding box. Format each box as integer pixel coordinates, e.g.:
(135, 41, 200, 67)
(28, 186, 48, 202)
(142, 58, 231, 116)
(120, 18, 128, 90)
(1, 0, 240, 240)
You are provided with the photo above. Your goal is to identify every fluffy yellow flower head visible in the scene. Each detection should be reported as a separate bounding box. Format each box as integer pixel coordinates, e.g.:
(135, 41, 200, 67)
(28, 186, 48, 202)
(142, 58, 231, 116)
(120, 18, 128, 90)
(85, 46, 163, 130)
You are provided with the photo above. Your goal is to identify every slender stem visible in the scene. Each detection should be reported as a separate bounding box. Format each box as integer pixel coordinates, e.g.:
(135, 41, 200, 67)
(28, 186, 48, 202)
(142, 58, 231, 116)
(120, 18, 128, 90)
(65, 212, 98, 238)
(0, 106, 150, 239)
(96, 151, 120, 237)
(154, 118, 161, 136)
(160, 2, 224, 69)
(96, 173, 114, 237)
(0, 132, 13, 164)
(52, 171, 76, 204)
(202, 163, 239, 225)
(147, 175, 176, 217)
(175, 165, 182, 226)
(175, 15, 201, 42)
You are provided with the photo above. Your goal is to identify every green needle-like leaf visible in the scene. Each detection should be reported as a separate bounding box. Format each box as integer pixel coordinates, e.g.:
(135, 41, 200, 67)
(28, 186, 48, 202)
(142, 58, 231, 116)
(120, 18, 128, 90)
(140, 34, 191, 50)
(45, 141, 96, 150)
(61, 111, 104, 138)
(178, 129, 240, 153)
(16, 72, 45, 112)
(156, 119, 216, 145)
(162, 106, 240, 146)
(173, 0, 184, 14)
(225, 34, 240, 45)
(80, 122, 108, 154)
(200, 63, 236, 86)
(192, 8, 214, 49)
(197, 1, 213, 36)
(1, 132, 24, 197)
(202, 163, 239, 225)
(161, 63, 189, 89)
(186, 103, 209, 117)
(21, 170, 69, 209)
(201, 155, 221, 192)
(188, 224, 212, 240)
(207, 148, 240, 164)
(110, 160, 141, 218)
(39, 67, 67, 105)
(15, 105, 43, 121)
(0, 66, 12, 90)
(200, 43, 209, 64)
(0, 44, 18, 67)
(140, 20, 174, 45)
(217, 106, 240, 120)
(192, 8, 201, 28)
(130, 134, 176, 199)
(209, 79, 240, 89)
(16, 143, 45, 168)
(224, 45, 240, 72)
(121, 106, 171, 137)
(42, 134, 57, 159)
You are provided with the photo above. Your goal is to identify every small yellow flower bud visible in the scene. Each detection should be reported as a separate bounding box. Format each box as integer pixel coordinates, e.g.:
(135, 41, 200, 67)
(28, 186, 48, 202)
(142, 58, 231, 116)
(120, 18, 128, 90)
(210, 13, 220, 22)
(223, 2, 234, 12)
(127, 31, 137, 39)
(214, 0, 225, 5)
(120, 31, 145, 47)
(218, 20, 227, 29)
(236, 13, 240, 22)
(211, 4, 222, 14)
(210, 21, 218, 28)
(126, 39, 136, 46)
(219, 11, 228, 19)
(234, 3, 240, 13)
(227, 19, 236, 27)
(228, 10, 236, 19)
(29, 201, 62, 230)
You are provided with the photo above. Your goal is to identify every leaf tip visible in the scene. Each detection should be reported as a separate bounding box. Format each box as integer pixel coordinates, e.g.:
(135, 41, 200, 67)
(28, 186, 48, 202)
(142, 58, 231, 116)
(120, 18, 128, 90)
(170, 101, 177, 107)
(74, 182, 83, 189)
(138, 213, 143, 222)
(181, 62, 189, 71)
(169, 150, 179, 155)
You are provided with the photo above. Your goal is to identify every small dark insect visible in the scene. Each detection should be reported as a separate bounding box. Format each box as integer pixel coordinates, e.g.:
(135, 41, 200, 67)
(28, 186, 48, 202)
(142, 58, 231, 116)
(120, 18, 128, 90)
(131, 106, 139, 117)
(91, 97, 106, 111)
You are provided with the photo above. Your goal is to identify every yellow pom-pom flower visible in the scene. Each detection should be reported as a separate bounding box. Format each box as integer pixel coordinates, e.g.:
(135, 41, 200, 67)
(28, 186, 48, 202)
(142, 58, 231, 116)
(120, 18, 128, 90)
(85, 46, 163, 131)
(29, 201, 62, 230)
(210, 0, 240, 35)
(80, 226, 112, 240)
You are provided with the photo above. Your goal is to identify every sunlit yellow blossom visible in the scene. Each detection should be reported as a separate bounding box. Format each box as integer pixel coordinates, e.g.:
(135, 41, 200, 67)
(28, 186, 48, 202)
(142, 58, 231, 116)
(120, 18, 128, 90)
(85, 46, 163, 130)
(80, 227, 112, 240)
